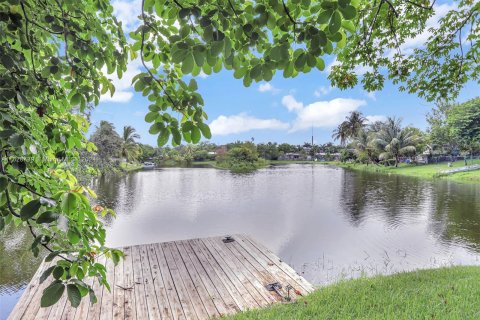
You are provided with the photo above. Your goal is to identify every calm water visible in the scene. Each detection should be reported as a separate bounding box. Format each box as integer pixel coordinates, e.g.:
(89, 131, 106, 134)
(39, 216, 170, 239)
(1, 164, 480, 318)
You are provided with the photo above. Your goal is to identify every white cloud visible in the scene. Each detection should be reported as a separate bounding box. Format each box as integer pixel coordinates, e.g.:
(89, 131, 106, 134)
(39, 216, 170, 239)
(209, 113, 289, 135)
(112, 0, 142, 33)
(100, 58, 142, 103)
(281, 95, 303, 112)
(258, 82, 280, 94)
(281, 95, 367, 132)
(366, 115, 387, 123)
(314, 86, 333, 97)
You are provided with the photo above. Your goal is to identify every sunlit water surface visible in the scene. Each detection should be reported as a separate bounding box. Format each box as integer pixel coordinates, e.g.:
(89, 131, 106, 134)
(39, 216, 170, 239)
(1, 164, 480, 318)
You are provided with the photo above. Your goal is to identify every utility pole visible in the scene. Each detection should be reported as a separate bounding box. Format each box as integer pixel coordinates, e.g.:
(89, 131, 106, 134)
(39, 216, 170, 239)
(311, 126, 313, 147)
(311, 125, 314, 157)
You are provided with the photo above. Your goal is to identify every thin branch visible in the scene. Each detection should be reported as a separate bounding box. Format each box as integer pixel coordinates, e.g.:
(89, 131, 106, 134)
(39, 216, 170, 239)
(228, 0, 240, 19)
(173, 0, 184, 9)
(368, 0, 384, 42)
(458, 27, 464, 79)
(282, 0, 297, 41)
(26, 221, 73, 262)
(404, 0, 436, 10)
(383, 0, 399, 18)
(19, 0, 63, 35)
(140, 0, 180, 110)
(20, 1, 44, 82)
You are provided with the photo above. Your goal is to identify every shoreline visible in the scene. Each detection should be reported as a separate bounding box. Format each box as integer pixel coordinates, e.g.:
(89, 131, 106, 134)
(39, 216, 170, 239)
(227, 266, 480, 319)
(325, 160, 480, 184)
(155, 160, 480, 183)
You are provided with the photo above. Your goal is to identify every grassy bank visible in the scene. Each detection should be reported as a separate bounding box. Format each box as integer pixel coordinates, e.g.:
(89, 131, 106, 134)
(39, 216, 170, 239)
(228, 266, 480, 320)
(330, 160, 480, 183)
(119, 162, 143, 172)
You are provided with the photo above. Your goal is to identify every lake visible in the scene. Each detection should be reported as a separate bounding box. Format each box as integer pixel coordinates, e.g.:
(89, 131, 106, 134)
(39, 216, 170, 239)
(1, 164, 480, 318)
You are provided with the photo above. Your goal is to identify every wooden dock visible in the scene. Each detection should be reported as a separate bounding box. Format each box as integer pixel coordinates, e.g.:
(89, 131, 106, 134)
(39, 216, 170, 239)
(9, 234, 314, 320)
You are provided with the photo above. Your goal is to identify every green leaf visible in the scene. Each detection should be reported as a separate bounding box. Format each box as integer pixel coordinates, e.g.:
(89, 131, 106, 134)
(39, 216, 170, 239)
(0, 216, 4, 231)
(53, 266, 64, 279)
(62, 193, 77, 215)
(340, 5, 356, 20)
(342, 20, 355, 33)
(67, 284, 82, 308)
(192, 49, 205, 67)
(329, 11, 342, 34)
(41, 281, 65, 307)
(149, 122, 164, 134)
(181, 52, 194, 74)
(0, 175, 8, 192)
(70, 93, 82, 106)
(157, 128, 170, 146)
(67, 229, 81, 245)
(171, 127, 182, 146)
(317, 10, 332, 24)
(294, 53, 306, 71)
(250, 64, 262, 80)
(145, 111, 158, 123)
(40, 266, 56, 284)
(45, 251, 60, 263)
(89, 289, 97, 304)
(188, 79, 198, 90)
(37, 211, 59, 224)
(191, 127, 201, 144)
(8, 133, 24, 147)
(20, 200, 41, 221)
(316, 58, 326, 71)
(198, 123, 212, 139)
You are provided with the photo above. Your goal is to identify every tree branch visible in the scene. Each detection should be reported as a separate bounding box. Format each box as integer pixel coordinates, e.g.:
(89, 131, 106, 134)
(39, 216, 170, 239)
(404, 0, 436, 10)
(140, 0, 180, 111)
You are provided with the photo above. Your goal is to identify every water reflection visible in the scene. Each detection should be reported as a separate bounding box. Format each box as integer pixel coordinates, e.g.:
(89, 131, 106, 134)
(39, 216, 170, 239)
(1, 164, 480, 319)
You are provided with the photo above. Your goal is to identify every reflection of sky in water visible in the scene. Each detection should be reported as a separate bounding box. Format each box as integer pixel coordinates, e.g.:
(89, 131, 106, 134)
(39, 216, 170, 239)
(1, 165, 480, 318)
(96, 165, 480, 285)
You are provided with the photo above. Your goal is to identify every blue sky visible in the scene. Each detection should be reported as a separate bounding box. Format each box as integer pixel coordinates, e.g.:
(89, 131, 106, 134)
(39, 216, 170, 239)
(90, 0, 477, 147)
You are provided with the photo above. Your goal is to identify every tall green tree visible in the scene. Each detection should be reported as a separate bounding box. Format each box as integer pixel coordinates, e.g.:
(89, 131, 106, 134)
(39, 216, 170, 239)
(373, 117, 421, 167)
(332, 111, 366, 145)
(90, 121, 123, 159)
(121, 125, 141, 162)
(447, 97, 480, 161)
(426, 102, 458, 155)
(351, 129, 377, 165)
(0, 0, 127, 307)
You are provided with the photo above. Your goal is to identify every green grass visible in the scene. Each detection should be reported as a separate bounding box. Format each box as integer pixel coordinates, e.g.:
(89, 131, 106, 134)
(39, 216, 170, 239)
(227, 266, 480, 320)
(119, 162, 143, 172)
(330, 160, 480, 183)
(269, 160, 320, 165)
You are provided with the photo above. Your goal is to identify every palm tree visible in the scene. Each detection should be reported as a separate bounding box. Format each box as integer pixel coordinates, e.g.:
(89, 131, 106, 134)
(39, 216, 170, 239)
(373, 117, 420, 167)
(351, 129, 376, 165)
(332, 121, 350, 146)
(121, 126, 141, 162)
(346, 111, 367, 136)
(332, 111, 367, 146)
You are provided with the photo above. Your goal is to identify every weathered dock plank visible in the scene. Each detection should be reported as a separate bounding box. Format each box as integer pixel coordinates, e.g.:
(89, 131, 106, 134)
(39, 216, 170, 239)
(8, 235, 314, 320)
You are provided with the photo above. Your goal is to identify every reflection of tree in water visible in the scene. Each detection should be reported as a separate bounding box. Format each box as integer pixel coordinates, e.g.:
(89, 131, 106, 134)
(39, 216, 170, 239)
(91, 174, 123, 209)
(0, 225, 44, 294)
(428, 182, 480, 252)
(340, 170, 426, 227)
(91, 173, 140, 226)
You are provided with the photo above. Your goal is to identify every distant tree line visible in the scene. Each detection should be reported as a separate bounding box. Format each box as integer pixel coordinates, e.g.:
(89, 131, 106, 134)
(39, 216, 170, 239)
(332, 97, 480, 167)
